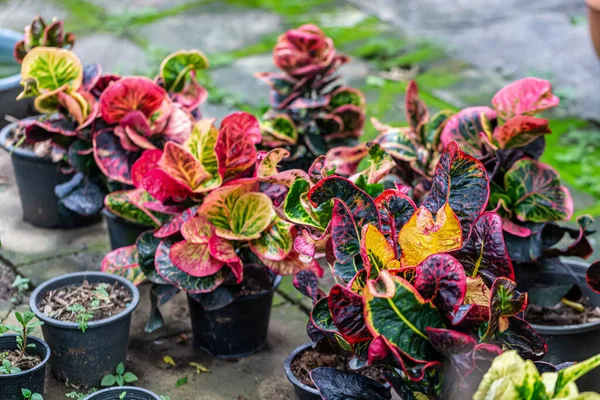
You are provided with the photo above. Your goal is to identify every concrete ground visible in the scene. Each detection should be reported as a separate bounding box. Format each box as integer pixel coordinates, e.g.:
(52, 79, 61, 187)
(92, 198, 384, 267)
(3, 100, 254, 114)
(0, 0, 599, 398)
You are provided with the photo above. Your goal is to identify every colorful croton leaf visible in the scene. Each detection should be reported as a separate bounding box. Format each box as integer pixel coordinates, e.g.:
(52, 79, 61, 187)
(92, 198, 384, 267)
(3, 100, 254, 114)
(158, 49, 209, 112)
(14, 15, 75, 63)
(104, 188, 172, 227)
(132, 113, 259, 200)
(257, 24, 365, 171)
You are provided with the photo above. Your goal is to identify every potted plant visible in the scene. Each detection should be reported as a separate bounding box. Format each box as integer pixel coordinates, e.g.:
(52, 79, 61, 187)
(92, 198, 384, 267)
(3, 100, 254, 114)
(29, 271, 140, 387)
(474, 350, 600, 399)
(84, 386, 161, 400)
(0, 16, 208, 231)
(331, 77, 600, 388)
(0, 311, 49, 400)
(285, 142, 548, 400)
(256, 24, 366, 171)
(101, 112, 322, 358)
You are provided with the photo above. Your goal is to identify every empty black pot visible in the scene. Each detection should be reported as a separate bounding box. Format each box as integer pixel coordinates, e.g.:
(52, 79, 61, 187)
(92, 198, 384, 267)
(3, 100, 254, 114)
(84, 386, 161, 400)
(29, 271, 140, 387)
(103, 208, 154, 250)
(0, 335, 50, 400)
(521, 260, 600, 392)
(0, 122, 100, 229)
(284, 343, 322, 400)
(187, 275, 282, 358)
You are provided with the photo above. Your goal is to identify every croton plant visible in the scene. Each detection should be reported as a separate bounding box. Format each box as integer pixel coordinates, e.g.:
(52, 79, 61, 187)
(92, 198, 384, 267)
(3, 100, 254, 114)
(293, 142, 547, 399)
(256, 24, 366, 171)
(331, 78, 596, 294)
(15, 29, 209, 219)
(101, 112, 323, 331)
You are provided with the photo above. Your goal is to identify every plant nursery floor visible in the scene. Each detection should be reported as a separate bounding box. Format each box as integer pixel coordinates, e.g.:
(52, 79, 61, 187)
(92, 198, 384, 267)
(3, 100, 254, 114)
(1, 0, 600, 398)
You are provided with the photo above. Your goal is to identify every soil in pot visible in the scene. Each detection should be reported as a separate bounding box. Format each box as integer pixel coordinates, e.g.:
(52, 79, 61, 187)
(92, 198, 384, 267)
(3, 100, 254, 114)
(290, 346, 387, 389)
(0, 335, 50, 400)
(3, 121, 59, 159)
(38, 280, 133, 325)
(526, 292, 600, 326)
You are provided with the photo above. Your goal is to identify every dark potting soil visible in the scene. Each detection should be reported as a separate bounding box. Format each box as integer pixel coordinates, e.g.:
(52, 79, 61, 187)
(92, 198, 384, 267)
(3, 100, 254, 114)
(0, 348, 41, 372)
(39, 280, 132, 324)
(525, 298, 600, 326)
(291, 347, 386, 389)
(5, 124, 56, 159)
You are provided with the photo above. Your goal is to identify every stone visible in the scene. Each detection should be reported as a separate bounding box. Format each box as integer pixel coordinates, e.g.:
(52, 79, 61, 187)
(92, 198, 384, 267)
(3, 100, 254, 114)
(74, 33, 151, 75)
(88, 0, 197, 15)
(136, 3, 283, 55)
(0, 0, 67, 32)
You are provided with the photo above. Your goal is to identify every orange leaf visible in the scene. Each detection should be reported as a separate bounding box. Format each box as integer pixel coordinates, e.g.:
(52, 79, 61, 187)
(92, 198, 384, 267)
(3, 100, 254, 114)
(398, 203, 462, 267)
(159, 142, 209, 192)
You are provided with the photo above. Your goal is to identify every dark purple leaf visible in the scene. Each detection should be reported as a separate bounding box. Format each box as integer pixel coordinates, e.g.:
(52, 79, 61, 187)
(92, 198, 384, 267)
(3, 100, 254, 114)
(414, 254, 466, 315)
(310, 367, 391, 400)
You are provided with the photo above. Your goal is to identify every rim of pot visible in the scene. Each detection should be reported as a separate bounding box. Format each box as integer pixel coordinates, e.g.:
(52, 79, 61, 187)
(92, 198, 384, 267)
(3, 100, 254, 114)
(30, 271, 140, 330)
(284, 342, 321, 395)
(530, 259, 600, 335)
(83, 386, 161, 400)
(0, 28, 22, 90)
(101, 208, 156, 229)
(0, 119, 56, 162)
(0, 334, 51, 379)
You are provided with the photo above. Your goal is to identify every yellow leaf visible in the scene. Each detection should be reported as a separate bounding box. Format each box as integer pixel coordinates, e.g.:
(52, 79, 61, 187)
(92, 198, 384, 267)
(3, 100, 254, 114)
(464, 276, 490, 306)
(163, 355, 176, 366)
(189, 362, 210, 374)
(398, 203, 462, 267)
(362, 224, 396, 277)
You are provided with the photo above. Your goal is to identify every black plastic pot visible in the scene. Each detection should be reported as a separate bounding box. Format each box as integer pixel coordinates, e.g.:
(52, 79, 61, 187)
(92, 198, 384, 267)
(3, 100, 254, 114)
(0, 28, 34, 129)
(187, 275, 282, 358)
(103, 208, 154, 250)
(519, 260, 600, 392)
(29, 271, 140, 387)
(84, 386, 161, 400)
(0, 122, 101, 229)
(0, 335, 50, 400)
(284, 343, 322, 400)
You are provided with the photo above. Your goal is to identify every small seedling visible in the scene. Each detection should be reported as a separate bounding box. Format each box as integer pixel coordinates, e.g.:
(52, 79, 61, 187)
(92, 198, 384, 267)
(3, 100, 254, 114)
(101, 362, 138, 387)
(65, 389, 97, 399)
(0, 311, 43, 374)
(119, 392, 126, 400)
(21, 388, 43, 400)
(66, 304, 94, 333)
(11, 275, 30, 304)
(67, 284, 111, 332)
(1, 358, 20, 374)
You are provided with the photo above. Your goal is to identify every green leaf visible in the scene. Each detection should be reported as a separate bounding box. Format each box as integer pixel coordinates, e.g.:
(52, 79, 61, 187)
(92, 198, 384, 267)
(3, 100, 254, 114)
(554, 354, 600, 396)
(176, 376, 188, 387)
(15, 312, 23, 324)
(116, 375, 124, 386)
(31, 394, 43, 400)
(101, 374, 116, 387)
(21, 388, 32, 397)
(364, 272, 444, 362)
(20, 47, 83, 93)
(123, 372, 138, 383)
(160, 50, 209, 93)
(115, 362, 125, 375)
(503, 159, 573, 223)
